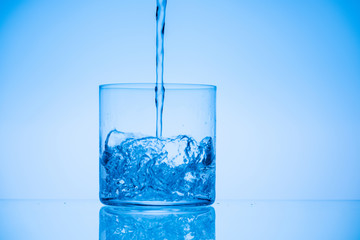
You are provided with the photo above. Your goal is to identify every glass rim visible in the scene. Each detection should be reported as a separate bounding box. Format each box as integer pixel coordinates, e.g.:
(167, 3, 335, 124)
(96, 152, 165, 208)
(99, 83, 216, 90)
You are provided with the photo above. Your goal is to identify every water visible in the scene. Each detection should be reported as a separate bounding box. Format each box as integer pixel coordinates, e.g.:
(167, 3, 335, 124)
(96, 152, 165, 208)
(100, 130, 215, 205)
(155, 0, 167, 138)
(100, 206, 215, 240)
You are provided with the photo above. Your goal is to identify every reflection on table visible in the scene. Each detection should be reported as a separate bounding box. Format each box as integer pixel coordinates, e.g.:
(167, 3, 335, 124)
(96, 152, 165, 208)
(99, 206, 215, 240)
(1, 200, 360, 239)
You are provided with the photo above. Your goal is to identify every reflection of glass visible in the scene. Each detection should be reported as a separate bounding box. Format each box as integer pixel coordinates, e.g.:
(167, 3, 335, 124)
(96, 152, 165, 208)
(99, 206, 215, 239)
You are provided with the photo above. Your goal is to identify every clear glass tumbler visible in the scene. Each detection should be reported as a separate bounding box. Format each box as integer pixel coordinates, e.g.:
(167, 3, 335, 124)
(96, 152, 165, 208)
(99, 83, 216, 206)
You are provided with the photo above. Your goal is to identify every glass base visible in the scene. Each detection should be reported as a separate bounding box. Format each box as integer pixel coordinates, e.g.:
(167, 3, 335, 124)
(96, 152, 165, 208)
(100, 198, 214, 207)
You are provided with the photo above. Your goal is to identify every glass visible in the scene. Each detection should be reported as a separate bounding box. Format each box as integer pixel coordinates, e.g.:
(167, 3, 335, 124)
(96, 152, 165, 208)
(99, 83, 216, 206)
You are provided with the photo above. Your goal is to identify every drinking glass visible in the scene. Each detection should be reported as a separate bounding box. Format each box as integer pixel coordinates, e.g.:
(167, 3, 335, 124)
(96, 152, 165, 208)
(99, 83, 216, 206)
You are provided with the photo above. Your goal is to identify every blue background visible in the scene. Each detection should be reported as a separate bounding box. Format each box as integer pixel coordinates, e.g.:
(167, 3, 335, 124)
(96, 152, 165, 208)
(0, 0, 359, 200)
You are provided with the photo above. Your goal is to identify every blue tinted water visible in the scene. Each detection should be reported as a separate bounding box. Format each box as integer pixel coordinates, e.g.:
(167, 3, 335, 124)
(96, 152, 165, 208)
(100, 130, 215, 205)
(155, 0, 167, 138)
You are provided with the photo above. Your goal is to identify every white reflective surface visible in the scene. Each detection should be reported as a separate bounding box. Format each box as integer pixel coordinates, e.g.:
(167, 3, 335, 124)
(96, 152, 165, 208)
(0, 200, 359, 239)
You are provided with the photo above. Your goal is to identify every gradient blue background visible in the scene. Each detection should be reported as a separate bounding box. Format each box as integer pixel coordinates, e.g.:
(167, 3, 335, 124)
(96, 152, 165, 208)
(0, 0, 359, 200)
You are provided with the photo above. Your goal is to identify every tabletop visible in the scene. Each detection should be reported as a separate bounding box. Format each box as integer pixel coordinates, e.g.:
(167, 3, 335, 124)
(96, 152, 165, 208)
(0, 199, 359, 239)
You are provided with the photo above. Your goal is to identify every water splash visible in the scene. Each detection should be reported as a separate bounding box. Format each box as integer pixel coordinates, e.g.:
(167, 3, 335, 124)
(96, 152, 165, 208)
(99, 130, 215, 205)
(155, 0, 167, 138)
